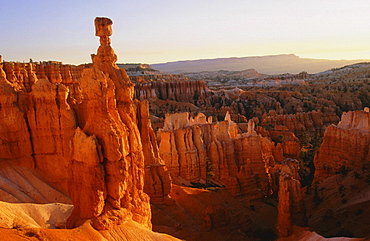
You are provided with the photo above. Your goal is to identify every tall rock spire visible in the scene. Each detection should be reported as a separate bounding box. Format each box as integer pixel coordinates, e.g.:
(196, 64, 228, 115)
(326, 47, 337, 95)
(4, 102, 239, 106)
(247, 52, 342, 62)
(91, 17, 118, 69)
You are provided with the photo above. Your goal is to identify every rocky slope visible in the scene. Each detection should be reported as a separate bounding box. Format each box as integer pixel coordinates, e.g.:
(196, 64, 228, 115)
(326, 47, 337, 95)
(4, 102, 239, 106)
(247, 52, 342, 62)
(277, 226, 367, 241)
(151, 184, 277, 241)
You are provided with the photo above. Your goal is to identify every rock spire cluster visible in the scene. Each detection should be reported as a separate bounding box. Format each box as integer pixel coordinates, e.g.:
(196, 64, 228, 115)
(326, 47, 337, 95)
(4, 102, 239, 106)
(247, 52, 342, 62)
(157, 112, 302, 199)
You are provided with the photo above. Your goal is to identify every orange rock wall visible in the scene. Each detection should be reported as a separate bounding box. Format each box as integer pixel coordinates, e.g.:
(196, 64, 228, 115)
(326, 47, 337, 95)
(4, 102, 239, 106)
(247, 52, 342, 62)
(134, 81, 348, 143)
(135, 80, 208, 105)
(314, 109, 370, 182)
(261, 110, 340, 136)
(158, 113, 302, 198)
(136, 100, 172, 204)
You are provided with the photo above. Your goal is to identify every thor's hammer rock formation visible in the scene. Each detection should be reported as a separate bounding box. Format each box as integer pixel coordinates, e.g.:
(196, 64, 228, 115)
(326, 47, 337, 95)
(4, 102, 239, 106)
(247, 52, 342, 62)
(0, 17, 172, 234)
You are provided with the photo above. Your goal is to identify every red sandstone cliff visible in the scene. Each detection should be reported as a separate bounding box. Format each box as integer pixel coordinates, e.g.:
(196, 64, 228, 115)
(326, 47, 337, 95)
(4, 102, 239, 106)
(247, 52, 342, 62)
(135, 80, 208, 106)
(134, 79, 342, 138)
(157, 112, 302, 199)
(314, 108, 370, 182)
(0, 17, 172, 238)
(302, 108, 370, 238)
(261, 109, 340, 136)
(136, 100, 172, 204)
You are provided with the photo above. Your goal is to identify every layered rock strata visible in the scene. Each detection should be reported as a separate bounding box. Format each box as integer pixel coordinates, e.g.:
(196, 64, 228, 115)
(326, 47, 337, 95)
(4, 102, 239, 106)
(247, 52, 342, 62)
(314, 108, 370, 182)
(135, 79, 343, 138)
(261, 110, 340, 136)
(158, 112, 302, 198)
(136, 100, 172, 204)
(135, 80, 208, 106)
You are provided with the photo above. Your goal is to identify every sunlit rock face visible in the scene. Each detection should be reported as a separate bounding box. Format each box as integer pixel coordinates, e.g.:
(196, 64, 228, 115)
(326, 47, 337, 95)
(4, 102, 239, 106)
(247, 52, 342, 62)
(157, 111, 302, 199)
(136, 100, 172, 204)
(135, 80, 208, 104)
(314, 108, 370, 182)
(0, 17, 171, 232)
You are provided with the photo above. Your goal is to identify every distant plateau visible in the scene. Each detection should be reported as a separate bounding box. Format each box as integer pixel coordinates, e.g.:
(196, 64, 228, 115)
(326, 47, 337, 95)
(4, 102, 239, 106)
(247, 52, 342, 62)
(151, 54, 370, 74)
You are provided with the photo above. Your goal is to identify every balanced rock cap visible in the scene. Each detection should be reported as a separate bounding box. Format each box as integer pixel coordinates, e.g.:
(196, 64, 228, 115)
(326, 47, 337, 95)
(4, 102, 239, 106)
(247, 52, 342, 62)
(94, 17, 113, 37)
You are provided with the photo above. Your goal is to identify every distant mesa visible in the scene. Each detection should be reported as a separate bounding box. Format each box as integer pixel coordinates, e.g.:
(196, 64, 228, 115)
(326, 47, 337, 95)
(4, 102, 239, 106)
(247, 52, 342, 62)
(152, 54, 370, 75)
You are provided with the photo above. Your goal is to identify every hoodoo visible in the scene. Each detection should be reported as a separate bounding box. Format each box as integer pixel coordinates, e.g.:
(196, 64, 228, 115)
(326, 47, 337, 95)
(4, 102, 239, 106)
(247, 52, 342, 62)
(0, 17, 175, 240)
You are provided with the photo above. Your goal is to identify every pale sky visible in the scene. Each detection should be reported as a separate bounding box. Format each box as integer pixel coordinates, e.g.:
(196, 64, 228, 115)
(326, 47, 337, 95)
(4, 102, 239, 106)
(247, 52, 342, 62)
(1, 0, 370, 65)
